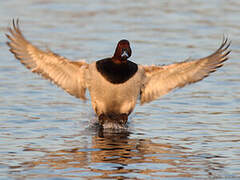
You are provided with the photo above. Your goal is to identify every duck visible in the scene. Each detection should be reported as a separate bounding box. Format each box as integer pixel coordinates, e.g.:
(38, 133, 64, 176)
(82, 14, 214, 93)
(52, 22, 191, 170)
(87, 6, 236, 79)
(6, 19, 231, 129)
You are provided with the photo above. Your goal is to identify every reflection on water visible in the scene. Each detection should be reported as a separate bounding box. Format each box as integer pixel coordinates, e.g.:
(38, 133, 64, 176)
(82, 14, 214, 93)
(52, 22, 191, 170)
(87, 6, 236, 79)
(1, 0, 240, 179)
(7, 129, 227, 179)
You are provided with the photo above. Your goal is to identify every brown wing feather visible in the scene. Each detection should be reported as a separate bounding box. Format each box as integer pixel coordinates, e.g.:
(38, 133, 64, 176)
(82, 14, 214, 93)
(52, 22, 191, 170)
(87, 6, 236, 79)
(140, 37, 231, 104)
(6, 19, 88, 100)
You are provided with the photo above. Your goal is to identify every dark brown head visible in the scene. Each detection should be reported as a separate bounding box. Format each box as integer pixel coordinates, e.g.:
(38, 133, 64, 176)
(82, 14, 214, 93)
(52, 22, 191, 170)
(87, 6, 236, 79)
(113, 39, 132, 62)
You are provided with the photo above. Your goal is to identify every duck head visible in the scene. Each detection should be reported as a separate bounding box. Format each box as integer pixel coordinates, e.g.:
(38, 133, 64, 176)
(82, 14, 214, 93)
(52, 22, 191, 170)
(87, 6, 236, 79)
(113, 39, 132, 63)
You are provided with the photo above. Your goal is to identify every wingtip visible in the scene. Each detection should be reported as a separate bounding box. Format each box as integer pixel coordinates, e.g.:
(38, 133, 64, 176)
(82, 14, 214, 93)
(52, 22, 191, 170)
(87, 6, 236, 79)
(6, 41, 11, 47)
(223, 35, 231, 46)
(5, 33, 10, 39)
(12, 18, 20, 25)
(222, 34, 230, 43)
(12, 18, 20, 31)
(217, 35, 231, 55)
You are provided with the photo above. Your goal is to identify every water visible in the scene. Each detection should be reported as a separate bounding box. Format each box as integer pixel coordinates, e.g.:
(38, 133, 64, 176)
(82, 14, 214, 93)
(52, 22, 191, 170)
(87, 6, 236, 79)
(0, 0, 240, 179)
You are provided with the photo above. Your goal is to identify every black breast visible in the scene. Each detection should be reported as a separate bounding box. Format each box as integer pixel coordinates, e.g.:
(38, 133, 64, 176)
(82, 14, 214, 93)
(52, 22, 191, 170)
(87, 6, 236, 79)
(96, 58, 138, 84)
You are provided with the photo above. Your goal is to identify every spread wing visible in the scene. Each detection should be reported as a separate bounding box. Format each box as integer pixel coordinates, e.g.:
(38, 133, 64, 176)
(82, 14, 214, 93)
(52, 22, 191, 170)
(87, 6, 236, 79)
(140, 37, 231, 104)
(6, 19, 88, 100)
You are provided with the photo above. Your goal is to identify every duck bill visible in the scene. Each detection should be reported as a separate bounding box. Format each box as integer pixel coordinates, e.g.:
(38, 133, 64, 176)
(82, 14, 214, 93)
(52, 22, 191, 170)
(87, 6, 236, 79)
(121, 50, 129, 60)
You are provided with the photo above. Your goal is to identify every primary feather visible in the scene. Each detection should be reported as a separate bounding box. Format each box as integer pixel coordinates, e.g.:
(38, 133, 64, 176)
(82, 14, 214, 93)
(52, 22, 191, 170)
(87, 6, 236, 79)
(6, 19, 88, 100)
(140, 38, 231, 104)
